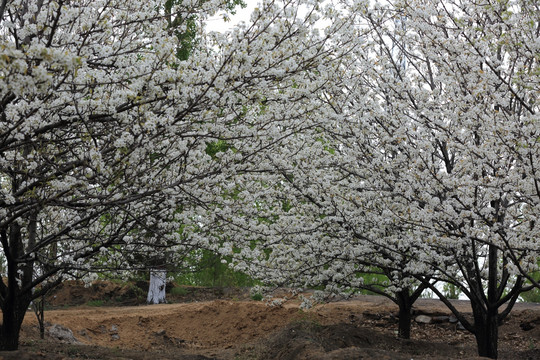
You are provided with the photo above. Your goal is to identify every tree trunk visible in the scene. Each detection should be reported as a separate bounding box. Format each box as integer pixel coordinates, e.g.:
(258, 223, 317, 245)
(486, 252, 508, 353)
(472, 243, 499, 359)
(0, 224, 34, 350)
(396, 290, 413, 339)
(0, 297, 30, 350)
(397, 302, 412, 339)
(473, 309, 498, 359)
(147, 269, 167, 304)
(32, 294, 46, 339)
(0, 325, 22, 351)
(0, 317, 23, 350)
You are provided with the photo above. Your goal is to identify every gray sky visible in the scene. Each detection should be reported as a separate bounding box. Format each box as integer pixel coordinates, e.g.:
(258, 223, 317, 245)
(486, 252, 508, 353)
(205, 2, 257, 33)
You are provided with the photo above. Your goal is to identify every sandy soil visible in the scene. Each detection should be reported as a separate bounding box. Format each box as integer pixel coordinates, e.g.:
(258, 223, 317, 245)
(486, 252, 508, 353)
(3, 282, 540, 359)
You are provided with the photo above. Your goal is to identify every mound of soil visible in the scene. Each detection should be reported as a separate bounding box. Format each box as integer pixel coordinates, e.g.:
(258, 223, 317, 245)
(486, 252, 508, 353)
(45, 280, 252, 307)
(8, 281, 540, 359)
(46, 280, 145, 307)
(255, 321, 475, 360)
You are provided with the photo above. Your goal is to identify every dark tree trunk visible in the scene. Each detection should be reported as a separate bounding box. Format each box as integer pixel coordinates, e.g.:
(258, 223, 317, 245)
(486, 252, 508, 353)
(0, 223, 34, 350)
(396, 289, 414, 339)
(397, 302, 412, 339)
(473, 309, 498, 359)
(472, 243, 500, 359)
(0, 319, 22, 351)
(0, 297, 30, 351)
(469, 242, 499, 360)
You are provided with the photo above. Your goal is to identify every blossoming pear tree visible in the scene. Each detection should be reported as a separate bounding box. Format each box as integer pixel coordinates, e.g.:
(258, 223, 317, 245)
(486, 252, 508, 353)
(338, 0, 538, 357)
(0, 0, 353, 350)
(209, 2, 433, 340)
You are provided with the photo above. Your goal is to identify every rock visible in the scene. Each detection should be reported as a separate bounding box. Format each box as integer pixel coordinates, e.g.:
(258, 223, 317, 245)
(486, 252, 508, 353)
(415, 315, 432, 324)
(109, 324, 119, 340)
(457, 322, 466, 331)
(47, 324, 81, 344)
(449, 315, 458, 323)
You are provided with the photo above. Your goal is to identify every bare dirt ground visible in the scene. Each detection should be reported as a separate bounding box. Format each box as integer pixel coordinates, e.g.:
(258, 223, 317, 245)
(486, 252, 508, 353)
(2, 281, 540, 359)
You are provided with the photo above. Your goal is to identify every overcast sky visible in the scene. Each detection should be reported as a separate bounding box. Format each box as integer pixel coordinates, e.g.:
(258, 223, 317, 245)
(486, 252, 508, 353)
(205, 2, 257, 33)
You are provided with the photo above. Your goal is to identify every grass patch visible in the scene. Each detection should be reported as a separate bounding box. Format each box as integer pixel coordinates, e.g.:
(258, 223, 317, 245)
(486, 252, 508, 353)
(86, 299, 104, 307)
(170, 286, 190, 296)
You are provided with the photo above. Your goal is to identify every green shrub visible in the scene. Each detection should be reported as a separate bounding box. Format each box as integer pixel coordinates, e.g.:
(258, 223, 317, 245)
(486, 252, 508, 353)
(251, 293, 263, 301)
(521, 286, 540, 303)
(173, 250, 259, 288)
(86, 299, 104, 307)
(170, 286, 190, 296)
(520, 267, 540, 303)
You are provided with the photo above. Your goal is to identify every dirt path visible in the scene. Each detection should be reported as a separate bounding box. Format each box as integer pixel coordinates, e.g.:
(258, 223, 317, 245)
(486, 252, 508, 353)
(31, 300, 303, 350)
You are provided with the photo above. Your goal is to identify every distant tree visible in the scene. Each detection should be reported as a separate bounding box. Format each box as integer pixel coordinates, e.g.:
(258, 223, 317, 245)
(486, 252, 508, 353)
(145, 0, 247, 306)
